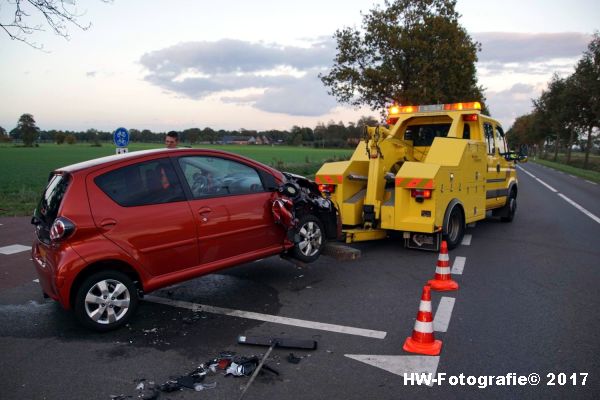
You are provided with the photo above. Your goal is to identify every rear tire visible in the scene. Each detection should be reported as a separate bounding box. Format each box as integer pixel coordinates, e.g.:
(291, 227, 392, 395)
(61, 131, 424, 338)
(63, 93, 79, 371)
(74, 270, 138, 332)
(443, 206, 465, 250)
(291, 214, 325, 263)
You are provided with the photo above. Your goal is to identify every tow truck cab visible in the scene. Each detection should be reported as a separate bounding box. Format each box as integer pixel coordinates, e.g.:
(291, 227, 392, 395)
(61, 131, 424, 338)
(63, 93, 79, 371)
(316, 102, 527, 251)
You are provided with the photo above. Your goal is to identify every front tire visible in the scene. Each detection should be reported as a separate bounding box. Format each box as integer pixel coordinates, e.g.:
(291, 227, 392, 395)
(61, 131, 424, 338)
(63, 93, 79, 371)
(291, 214, 325, 263)
(443, 206, 465, 250)
(74, 270, 138, 332)
(500, 190, 517, 222)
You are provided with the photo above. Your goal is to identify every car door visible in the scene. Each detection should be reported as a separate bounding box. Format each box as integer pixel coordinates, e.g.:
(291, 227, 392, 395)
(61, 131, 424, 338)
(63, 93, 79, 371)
(484, 122, 506, 209)
(88, 157, 199, 277)
(176, 155, 285, 266)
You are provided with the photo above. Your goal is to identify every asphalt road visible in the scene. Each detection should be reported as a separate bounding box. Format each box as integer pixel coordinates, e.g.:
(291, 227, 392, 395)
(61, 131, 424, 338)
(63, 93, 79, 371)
(0, 162, 598, 400)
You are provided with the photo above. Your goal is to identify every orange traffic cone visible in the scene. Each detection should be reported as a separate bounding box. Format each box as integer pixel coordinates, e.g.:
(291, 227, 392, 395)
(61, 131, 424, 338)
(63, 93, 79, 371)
(428, 240, 459, 291)
(403, 285, 442, 355)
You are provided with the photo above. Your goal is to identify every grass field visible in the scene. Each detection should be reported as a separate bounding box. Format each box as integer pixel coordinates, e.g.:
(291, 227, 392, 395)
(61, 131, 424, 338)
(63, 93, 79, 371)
(0, 143, 353, 216)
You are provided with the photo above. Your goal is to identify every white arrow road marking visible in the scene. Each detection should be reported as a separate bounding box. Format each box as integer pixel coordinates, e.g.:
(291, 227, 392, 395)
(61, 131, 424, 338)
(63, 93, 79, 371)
(344, 355, 440, 383)
(0, 244, 31, 255)
(451, 256, 466, 275)
(433, 297, 455, 333)
(145, 295, 387, 339)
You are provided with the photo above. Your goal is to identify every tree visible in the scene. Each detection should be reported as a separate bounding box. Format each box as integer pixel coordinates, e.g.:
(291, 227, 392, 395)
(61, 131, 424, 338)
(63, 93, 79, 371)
(0, 126, 8, 142)
(571, 32, 600, 169)
(17, 113, 39, 146)
(321, 0, 486, 114)
(55, 131, 66, 144)
(1, 0, 111, 48)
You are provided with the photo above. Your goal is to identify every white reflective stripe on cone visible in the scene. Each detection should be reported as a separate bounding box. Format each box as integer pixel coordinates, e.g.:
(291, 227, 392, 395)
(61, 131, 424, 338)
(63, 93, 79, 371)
(419, 300, 432, 312)
(435, 267, 451, 274)
(414, 320, 434, 333)
(438, 253, 449, 262)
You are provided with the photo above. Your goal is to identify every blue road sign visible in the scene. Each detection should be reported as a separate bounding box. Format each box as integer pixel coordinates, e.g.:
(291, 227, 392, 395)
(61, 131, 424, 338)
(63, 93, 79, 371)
(113, 127, 130, 147)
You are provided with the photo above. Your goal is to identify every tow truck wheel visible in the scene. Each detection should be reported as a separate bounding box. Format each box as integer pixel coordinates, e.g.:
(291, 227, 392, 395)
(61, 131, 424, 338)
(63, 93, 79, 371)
(291, 214, 325, 263)
(443, 206, 465, 250)
(500, 190, 517, 222)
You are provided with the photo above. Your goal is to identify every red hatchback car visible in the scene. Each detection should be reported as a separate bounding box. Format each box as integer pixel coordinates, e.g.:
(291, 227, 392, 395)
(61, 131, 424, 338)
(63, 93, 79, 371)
(31, 148, 339, 331)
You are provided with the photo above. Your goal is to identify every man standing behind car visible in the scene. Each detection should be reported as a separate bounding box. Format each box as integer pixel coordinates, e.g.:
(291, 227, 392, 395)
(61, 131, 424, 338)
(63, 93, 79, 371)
(165, 131, 179, 148)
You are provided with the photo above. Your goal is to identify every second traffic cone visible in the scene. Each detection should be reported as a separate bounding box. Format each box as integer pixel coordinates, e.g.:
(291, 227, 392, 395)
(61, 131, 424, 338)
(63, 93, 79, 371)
(403, 285, 442, 356)
(428, 240, 459, 291)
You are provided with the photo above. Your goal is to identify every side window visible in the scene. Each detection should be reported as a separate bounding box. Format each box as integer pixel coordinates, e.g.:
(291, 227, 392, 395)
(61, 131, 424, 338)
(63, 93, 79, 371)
(95, 159, 185, 207)
(178, 156, 265, 198)
(484, 123, 495, 155)
(495, 126, 508, 154)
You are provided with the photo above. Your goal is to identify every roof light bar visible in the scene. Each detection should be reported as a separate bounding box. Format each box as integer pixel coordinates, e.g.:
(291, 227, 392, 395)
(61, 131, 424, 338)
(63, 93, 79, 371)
(387, 102, 482, 115)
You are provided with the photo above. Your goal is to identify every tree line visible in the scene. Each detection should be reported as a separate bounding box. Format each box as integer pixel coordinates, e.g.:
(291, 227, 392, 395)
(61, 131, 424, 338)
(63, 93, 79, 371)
(0, 115, 380, 148)
(507, 33, 600, 169)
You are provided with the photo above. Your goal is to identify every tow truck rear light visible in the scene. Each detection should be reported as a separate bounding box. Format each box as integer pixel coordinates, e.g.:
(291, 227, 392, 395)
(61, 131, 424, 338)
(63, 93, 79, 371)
(411, 189, 432, 202)
(463, 114, 478, 121)
(49, 217, 75, 242)
(318, 184, 336, 194)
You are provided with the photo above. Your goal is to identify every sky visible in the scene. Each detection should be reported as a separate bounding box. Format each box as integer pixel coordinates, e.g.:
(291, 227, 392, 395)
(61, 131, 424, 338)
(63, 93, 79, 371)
(0, 0, 598, 133)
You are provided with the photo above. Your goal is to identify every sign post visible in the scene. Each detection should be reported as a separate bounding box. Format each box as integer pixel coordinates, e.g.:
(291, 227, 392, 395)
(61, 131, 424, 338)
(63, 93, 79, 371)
(113, 127, 130, 154)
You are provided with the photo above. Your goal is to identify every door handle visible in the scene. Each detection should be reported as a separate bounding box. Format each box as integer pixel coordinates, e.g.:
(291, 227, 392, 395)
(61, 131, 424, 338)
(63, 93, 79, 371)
(100, 218, 117, 228)
(198, 207, 212, 223)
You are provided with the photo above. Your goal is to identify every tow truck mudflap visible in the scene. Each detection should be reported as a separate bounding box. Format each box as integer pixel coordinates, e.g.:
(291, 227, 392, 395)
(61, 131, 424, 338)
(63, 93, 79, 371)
(404, 231, 441, 251)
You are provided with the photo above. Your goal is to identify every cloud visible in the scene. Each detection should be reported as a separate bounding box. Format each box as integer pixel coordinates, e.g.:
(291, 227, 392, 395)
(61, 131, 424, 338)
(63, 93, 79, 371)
(486, 82, 545, 128)
(139, 38, 336, 116)
(475, 32, 590, 64)
(86, 71, 97, 77)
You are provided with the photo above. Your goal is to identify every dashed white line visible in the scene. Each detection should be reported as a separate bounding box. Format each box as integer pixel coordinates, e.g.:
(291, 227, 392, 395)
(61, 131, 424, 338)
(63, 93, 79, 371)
(33, 279, 39, 283)
(433, 297, 455, 333)
(518, 166, 600, 225)
(0, 244, 31, 255)
(461, 234, 472, 246)
(144, 295, 387, 339)
(557, 194, 600, 224)
(451, 256, 466, 275)
(585, 180, 597, 185)
(535, 177, 558, 192)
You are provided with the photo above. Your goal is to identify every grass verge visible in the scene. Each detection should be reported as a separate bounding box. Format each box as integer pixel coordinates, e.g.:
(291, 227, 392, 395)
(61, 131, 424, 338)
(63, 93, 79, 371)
(530, 158, 600, 183)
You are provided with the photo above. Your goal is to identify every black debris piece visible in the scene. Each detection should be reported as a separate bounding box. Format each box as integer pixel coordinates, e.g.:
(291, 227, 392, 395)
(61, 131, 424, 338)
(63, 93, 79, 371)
(287, 353, 302, 364)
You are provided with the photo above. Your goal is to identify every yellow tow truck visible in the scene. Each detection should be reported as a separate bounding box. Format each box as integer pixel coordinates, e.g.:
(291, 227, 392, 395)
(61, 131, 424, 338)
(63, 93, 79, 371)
(316, 102, 527, 250)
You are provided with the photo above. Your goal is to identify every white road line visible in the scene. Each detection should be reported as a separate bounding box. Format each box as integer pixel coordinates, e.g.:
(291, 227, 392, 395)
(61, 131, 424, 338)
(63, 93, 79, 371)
(585, 180, 597, 185)
(558, 194, 600, 225)
(344, 355, 440, 382)
(0, 244, 31, 255)
(33, 279, 39, 283)
(451, 256, 466, 275)
(433, 297, 455, 333)
(144, 295, 387, 339)
(518, 166, 600, 225)
(535, 177, 558, 192)
(461, 234, 472, 246)
(517, 166, 536, 178)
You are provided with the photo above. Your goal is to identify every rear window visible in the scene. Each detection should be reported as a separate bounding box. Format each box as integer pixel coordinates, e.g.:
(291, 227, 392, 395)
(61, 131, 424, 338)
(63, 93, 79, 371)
(34, 173, 70, 226)
(95, 159, 185, 207)
(404, 124, 451, 146)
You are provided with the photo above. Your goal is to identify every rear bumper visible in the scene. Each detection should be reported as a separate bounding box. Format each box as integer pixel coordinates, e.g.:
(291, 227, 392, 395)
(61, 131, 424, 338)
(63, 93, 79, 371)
(31, 241, 86, 310)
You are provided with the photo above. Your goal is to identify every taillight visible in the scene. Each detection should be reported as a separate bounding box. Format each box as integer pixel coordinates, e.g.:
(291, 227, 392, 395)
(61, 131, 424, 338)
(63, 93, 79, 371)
(463, 114, 478, 121)
(49, 217, 75, 242)
(411, 189, 432, 202)
(318, 184, 336, 194)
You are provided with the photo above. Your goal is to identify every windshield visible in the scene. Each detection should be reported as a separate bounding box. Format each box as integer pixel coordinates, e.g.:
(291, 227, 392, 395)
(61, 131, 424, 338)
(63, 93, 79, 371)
(404, 124, 451, 146)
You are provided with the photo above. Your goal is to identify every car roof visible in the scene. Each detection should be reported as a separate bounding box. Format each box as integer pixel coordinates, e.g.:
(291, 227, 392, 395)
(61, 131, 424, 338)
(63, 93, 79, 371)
(55, 148, 282, 178)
